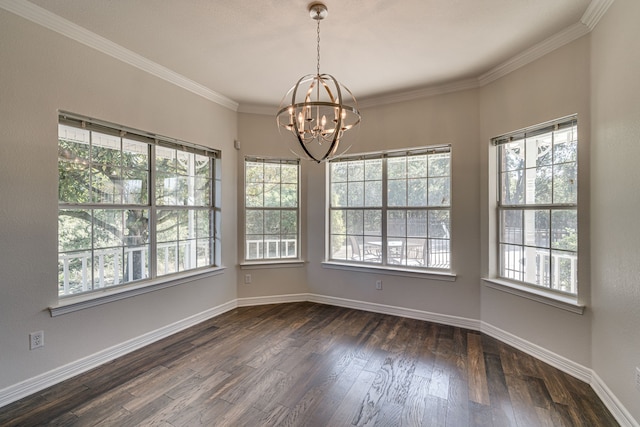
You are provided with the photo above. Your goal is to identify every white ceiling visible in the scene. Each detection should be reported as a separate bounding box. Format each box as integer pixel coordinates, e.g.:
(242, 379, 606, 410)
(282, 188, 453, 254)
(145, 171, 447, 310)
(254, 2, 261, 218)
(22, 0, 597, 110)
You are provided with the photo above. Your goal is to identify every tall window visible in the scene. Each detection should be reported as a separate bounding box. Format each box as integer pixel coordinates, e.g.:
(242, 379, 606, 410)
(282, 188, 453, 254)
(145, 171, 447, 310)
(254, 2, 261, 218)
(244, 158, 299, 261)
(494, 116, 578, 295)
(328, 147, 451, 270)
(57, 113, 220, 297)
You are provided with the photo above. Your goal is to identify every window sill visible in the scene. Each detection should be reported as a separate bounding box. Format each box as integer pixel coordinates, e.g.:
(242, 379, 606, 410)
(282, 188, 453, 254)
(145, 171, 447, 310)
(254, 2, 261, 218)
(240, 260, 307, 269)
(322, 261, 456, 282)
(49, 267, 226, 317)
(482, 278, 584, 314)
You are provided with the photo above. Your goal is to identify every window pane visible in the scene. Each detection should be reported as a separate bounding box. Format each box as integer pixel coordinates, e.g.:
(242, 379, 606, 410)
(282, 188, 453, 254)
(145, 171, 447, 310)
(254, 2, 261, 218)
(388, 210, 406, 238)
(388, 157, 406, 179)
(429, 153, 450, 177)
(246, 210, 264, 235)
(428, 177, 450, 206)
(407, 178, 428, 206)
(348, 161, 364, 181)
(58, 160, 90, 203)
(346, 210, 364, 235)
(264, 182, 281, 207)
(408, 155, 427, 178)
(388, 180, 406, 206)
(331, 162, 347, 182)
(122, 168, 148, 204)
(93, 209, 123, 249)
(428, 210, 450, 239)
(364, 180, 382, 207)
(281, 210, 298, 234)
(407, 210, 428, 238)
(157, 210, 178, 242)
(246, 182, 264, 207)
(500, 244, 524, 282)
(58, 209, 92, 252)
(501, 171, 524, 205)
(501, 140, 524, 171)
(331, 182, 347, 207)
(500, 209, 522, 244)
(523, 209, 550, 248)
(264, 210, 281, 235)
(365, 159, 382, 180)
(331, 234, 347, 260)
(551, 209, 577, 251)
(92, 132, 121, 165)
(348, 181, 364, 206)
(526, 134, 552, 167)
(122, 139, 149, 170)
(553, 163, 577, 204)
(331, 210, 346, 235)
(533, 166, 552, 204)
(551, 250, 577, 293)
(281, 184, 298, 207)
(246, 162, 263, 182)
(364, 210, 382, 236)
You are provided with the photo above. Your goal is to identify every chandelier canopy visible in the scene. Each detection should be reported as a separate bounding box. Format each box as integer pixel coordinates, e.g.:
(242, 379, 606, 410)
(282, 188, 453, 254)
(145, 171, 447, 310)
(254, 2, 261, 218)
(276, 2, 361, 163)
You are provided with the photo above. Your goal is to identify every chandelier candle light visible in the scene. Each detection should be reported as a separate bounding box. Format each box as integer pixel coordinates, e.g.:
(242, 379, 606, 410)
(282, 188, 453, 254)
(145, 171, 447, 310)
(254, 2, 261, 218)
(276, 2, 361, 163)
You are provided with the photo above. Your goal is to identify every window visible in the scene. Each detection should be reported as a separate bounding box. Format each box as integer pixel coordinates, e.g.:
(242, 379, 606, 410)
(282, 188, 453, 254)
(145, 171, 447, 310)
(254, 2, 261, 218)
(328, 147, 451, 270)
(494, 116, 577, 295)
(244, 158, 299, 261)
(57, 112, 220, 297)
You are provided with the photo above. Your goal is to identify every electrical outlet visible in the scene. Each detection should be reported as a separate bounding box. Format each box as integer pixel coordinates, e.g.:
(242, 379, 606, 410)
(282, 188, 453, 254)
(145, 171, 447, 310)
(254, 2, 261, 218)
(244, 274, 252, 284)
(635, 367, 640, 392)
(30, 331, 44, 350)
(375, 280, 382, 290)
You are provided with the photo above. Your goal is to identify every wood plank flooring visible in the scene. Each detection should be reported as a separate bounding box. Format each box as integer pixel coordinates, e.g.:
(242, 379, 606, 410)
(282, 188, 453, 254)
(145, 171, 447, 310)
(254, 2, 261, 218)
(0, 302, 618, 426)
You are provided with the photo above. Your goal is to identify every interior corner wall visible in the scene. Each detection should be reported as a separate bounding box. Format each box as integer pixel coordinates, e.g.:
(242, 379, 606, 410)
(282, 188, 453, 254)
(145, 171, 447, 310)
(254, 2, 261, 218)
(478, 36, 592, 367)
(235, 112, 310, 298)
(590, 0, 640, 422)
(0, 10, 238, 391)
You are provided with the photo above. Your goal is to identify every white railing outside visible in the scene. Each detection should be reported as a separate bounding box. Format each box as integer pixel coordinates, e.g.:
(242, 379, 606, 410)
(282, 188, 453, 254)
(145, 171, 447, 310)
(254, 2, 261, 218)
(58, 242, 193, 296)
(246, 238, 297, 260)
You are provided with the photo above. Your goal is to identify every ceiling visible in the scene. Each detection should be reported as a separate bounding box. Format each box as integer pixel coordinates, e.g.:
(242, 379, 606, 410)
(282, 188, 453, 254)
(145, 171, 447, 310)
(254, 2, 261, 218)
(22, 0, 596, 110)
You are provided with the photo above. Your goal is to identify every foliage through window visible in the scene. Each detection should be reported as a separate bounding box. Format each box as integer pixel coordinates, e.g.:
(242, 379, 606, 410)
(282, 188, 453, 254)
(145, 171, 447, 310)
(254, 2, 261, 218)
(494, 116, 578, 295)
(58, 113, 220, 296)
(244, 158, 299, 261)
(328, 147, 451, 270)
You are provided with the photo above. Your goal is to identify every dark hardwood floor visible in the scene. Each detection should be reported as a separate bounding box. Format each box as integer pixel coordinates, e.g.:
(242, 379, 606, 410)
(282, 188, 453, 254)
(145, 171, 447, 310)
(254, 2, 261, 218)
(0, 302, 618, 426)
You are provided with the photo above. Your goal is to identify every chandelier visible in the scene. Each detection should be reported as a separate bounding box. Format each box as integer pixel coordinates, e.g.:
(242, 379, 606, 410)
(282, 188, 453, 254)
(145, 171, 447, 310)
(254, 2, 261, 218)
(276, 2, 361, 163)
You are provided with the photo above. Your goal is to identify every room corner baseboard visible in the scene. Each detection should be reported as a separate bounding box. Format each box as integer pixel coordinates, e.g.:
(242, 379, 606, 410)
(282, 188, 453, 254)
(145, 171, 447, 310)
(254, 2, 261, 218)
(236, 293, 310, 307)
(591, 372, 639, 427)
(307, 293, 481, 331)
(0, 299, 237, 409)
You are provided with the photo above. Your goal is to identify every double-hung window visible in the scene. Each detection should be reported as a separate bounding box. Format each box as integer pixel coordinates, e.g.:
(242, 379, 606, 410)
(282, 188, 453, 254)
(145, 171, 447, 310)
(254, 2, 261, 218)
(328, 146, 451, 270)
(244, 158, 300, 261)
(57, 112, 220, 297)
(494, 115, 578, 295)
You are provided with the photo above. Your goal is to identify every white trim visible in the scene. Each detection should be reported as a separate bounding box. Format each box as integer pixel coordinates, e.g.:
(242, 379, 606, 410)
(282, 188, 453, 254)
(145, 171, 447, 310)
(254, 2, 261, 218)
(240, 260, 307, 270)
(591, 372, 639, 427)
(237, 293, 310, 307)
(581, 0, 615, 30)
(307, 293, 479, 330)
(322, 261, 456, 282)
(478, 22, 589, 86)
(0, 0, 238, 111)
(480, 321, 591, 382)
(50, 267, 226, 317)
(0, 299, 237, 409)
(482, 278, 585, 314)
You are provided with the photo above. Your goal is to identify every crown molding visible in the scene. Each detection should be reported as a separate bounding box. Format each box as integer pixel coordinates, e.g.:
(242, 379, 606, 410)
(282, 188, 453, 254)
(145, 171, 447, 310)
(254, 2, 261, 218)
(478, 22, 589, 86)
(581, 0, 615, 30)
(0, 0, 239, 111)
(357, 78, 480, 109)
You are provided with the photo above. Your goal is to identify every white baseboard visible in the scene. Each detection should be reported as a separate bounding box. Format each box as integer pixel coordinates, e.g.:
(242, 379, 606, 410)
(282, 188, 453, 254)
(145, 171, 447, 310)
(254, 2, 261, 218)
(0, 299, 237, 408)
(236, 293, 309, 307)
(591, 372, 639, 427)
(0, 293, 635, 427)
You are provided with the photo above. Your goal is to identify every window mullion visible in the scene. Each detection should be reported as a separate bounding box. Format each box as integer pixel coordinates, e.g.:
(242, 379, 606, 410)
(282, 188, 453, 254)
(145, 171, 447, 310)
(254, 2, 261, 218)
(149, 144, 158, 279)
(381, 157, 388, 265)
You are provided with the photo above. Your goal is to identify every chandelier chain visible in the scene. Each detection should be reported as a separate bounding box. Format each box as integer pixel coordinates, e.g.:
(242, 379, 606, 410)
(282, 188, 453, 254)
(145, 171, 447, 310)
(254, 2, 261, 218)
(316, 18, 321, 76)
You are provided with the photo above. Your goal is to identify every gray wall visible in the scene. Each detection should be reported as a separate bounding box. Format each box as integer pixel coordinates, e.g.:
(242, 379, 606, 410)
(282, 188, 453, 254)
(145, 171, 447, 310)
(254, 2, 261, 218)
(0, 11, 238, 389)
(591, 0, 640, 422)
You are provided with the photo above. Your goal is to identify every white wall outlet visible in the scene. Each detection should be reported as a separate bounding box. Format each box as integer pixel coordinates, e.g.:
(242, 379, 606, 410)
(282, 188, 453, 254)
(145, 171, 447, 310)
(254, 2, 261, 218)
(375, 280, 382, 290)
(635, 367, 640, 392)
(244, 273, 252, 284)
(29, 331, 44, 350)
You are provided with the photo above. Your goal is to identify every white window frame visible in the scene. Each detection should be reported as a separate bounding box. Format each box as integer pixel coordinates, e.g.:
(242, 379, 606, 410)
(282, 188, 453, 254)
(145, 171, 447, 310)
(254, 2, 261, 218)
(326, 146, 452, 274)
(243, 157, 301, 263)
(492, 115, 578, 297)
(57, 112, 221, 301)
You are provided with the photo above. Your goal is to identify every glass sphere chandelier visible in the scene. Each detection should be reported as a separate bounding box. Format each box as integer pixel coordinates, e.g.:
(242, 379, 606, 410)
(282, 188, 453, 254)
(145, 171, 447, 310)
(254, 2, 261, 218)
(276, 2, 361, 163)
